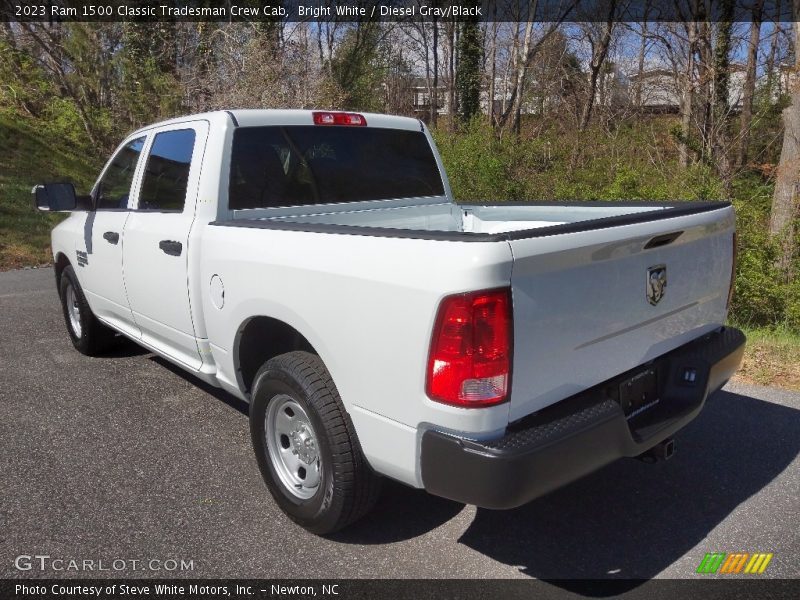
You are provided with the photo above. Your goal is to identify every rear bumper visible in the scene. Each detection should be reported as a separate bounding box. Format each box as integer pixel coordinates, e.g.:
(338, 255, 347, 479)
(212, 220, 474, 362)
(420, 326, 745, 509)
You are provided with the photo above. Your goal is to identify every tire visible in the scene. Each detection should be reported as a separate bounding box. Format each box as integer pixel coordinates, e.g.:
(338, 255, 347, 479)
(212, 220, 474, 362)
(59, 265, 117, 356)
(250, 351, 381, 534)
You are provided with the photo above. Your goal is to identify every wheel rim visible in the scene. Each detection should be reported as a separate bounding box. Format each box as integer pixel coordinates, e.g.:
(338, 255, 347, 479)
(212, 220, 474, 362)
(65, 282, 82, 338)
(265, 394, 321, 500)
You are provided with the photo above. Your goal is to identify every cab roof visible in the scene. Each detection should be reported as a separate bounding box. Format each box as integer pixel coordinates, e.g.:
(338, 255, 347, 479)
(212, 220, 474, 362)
(131, 109, 423, 136)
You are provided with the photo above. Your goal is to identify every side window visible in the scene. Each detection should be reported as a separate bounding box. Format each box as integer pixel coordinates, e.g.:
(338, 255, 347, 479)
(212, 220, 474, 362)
(138, 129, 196, 212)
(95, 137, 145, 210)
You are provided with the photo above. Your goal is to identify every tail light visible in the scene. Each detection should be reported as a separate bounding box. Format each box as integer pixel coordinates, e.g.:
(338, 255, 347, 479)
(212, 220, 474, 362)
(727, 231, 738, 311)
(426, 288, 512, 408)
(312, 111, 367, 126)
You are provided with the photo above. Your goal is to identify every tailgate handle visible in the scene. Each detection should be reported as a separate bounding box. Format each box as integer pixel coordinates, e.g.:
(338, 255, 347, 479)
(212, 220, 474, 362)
(644, 231, 683, 249)
(159, 240, 183, 256)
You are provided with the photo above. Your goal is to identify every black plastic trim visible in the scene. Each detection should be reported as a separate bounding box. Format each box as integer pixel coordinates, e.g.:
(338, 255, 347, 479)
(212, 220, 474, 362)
(226, 110, 239, 127)
(420, 327, 746, 509)
(644, 230, 683, 249)
(159, 240, 183, 256)
(209, 201, 730, 243)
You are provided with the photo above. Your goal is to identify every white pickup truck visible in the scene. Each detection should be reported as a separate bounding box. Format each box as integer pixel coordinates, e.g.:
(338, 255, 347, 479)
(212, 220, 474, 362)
(36, 109, 745, 534)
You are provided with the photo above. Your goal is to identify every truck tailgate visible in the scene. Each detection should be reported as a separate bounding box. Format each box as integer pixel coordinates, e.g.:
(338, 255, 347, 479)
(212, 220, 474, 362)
(507, 204, 735, 422)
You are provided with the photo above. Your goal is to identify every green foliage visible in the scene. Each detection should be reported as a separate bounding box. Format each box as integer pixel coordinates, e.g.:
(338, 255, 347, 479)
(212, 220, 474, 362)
(729, 176, 800, 331)
(432, 119, 527, 200)
(0, 37, 55, 115)
(746, 85, 791, 167)
(435, 118, 798, 333)
(40, 97, 109, 152)
(329, 23, 386, 111)
(0, 113, 101, 269)
(434, 117, 725, 202)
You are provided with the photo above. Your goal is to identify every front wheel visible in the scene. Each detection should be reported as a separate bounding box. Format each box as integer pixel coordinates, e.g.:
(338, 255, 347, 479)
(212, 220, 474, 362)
(59, 265, 116, 355)
(250, 351, 381, 534)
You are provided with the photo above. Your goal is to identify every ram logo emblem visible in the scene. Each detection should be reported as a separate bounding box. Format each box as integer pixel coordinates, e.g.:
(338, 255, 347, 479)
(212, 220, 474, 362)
(647, 264, 667, 305)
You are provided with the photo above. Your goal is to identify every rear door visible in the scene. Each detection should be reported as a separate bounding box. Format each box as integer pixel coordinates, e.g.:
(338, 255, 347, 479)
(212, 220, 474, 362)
(507, 206, 735, 421)
(122, 121, 208, 370)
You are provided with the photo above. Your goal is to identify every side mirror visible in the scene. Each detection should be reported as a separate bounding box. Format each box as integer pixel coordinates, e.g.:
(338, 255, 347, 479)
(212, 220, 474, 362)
(33, 182, 79, 211)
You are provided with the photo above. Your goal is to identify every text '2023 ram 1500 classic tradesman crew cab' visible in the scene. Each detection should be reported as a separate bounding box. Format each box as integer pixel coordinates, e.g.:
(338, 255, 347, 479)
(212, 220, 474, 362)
(35, 109, 745, 533)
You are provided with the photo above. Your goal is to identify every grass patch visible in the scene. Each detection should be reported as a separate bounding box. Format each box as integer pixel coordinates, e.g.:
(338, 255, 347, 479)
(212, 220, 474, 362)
(733, 326, 800, 391)
(0, 112, 100, 270)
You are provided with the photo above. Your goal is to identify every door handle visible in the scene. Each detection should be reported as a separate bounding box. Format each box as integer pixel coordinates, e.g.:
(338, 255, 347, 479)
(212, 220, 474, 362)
(102, 231, 119, 244)
(159, 240, 182, 256)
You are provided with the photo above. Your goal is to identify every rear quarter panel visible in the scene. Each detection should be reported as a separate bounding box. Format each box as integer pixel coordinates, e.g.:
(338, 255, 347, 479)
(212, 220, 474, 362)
(198, 225, 513, 485)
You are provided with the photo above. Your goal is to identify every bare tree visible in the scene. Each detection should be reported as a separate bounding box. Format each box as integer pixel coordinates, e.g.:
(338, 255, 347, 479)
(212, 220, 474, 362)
(443, 20, 457, 125)
(633, 13, 651, 108)
(765, 0, 784, 94)
(497, 0, 576, 135)
(578, 0, 619, 132)
(738, 0, 765, 168)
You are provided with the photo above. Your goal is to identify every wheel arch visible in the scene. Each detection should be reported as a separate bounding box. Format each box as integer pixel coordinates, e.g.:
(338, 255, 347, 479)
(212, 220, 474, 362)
(234, 315, 319, 398)
(54, 252, 71, 289)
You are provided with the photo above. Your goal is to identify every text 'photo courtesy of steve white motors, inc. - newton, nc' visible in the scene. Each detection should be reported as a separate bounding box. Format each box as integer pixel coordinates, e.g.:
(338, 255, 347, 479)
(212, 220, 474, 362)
(12, 583, 340, 598)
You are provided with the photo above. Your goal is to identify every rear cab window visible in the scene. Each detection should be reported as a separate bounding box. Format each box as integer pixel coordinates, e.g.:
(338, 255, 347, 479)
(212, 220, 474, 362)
(228, 126, 445, 209)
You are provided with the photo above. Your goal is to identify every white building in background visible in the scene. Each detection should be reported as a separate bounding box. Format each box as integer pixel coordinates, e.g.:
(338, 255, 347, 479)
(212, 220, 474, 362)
(628, 69, 681, 112)
(408, 63, 788, 120)
(626, 63, 789, 113)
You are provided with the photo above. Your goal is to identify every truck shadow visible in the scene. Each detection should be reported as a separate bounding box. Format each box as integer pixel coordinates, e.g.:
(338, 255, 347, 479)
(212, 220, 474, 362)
(103, 336, 151, 358)
(456, 389, 799, 591)
(148, 354, 250, 417)
(335, 389, 799, 590)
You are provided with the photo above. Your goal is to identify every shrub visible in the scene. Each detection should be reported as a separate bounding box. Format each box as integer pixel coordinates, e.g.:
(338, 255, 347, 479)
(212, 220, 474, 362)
(433, 119, 797, 334)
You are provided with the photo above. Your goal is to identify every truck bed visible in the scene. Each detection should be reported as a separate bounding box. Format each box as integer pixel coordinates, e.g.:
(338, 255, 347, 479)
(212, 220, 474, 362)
(220, 197, 729, 241)
(214, 197, 735, 422)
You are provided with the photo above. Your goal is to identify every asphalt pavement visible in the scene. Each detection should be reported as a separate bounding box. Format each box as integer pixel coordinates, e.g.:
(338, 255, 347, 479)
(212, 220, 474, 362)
(1, 266, 798, 584)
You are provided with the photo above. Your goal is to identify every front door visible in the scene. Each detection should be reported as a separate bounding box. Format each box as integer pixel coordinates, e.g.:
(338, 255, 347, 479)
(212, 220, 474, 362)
(78, 136, 145, 338)
(122, 122, 208, 370)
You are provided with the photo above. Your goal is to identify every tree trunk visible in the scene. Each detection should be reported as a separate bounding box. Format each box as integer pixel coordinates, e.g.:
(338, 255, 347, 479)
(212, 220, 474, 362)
(769, 89, 799, 272)
(737, 0, 764, 168)
(698, 20, 714, 160)
(447, 22, 457, 127)
(421, 31, 430, 117)
(712, 1, 735, 197)
(488, 16, 497, 125)
(769, 13, 800, 275)
(456, 18, 482, 123)
(432, 18, 439, 125)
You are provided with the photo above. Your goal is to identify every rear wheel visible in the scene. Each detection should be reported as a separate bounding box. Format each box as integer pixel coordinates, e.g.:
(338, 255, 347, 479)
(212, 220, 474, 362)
(250, 351, 381, 534)
(59, 265, 117, 355)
